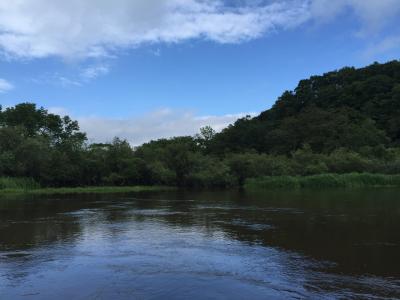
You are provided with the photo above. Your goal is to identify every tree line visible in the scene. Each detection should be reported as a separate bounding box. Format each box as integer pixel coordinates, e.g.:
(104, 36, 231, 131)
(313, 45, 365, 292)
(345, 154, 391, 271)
(1, 60, 400, 188)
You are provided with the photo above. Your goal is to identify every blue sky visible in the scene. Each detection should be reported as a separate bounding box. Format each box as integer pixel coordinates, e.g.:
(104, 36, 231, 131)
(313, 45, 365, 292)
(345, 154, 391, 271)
(0, 0, 400, 144)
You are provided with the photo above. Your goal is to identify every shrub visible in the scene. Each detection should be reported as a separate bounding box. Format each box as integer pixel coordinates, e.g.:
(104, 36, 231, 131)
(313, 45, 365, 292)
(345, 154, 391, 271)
(245, 173, 400, 190)
(0, 177, 40, 190)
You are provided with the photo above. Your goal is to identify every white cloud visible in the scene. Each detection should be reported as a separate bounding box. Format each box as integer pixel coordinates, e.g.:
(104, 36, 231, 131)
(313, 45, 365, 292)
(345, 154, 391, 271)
(0, 0, 309, 60)
(57, 76, 82, 87)
(30, 63, 110, 87)
(0, 1, 397, 62)
(0, 78, 14, 93)
(363, 34, 400, 58)
(81, 64, 110, 80)
(310, 0, 400, 34)
(47, 106, 70, 116)
(77, 108, 257, 146)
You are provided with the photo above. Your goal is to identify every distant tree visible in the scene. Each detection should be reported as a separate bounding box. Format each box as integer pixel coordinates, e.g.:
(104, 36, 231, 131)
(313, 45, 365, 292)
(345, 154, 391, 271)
(195, 126, 216, 151)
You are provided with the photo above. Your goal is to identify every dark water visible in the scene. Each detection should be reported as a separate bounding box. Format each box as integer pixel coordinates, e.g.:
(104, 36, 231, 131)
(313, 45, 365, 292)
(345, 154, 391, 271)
(0, 189, 399, 299)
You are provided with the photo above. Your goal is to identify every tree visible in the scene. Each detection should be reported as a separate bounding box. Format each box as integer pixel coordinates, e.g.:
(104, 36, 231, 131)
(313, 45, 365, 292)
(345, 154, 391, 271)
(195, 126, 216, 151)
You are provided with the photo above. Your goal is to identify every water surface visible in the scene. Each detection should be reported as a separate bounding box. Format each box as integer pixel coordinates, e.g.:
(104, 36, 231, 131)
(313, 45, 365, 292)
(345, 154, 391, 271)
(0, 189, 399, 299)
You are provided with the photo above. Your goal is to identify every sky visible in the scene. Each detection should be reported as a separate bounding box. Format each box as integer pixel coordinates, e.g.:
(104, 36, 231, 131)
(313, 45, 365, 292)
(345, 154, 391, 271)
(0, 0, 400, 145)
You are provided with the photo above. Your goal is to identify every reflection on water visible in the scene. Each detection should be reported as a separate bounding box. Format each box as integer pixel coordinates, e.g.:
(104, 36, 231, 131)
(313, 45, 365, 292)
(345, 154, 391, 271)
(0, 189, 399, 299)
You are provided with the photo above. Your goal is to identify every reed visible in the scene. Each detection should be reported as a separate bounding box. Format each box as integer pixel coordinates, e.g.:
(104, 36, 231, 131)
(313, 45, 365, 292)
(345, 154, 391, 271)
(28, 186, 173, 195)
(245, 173, 400, 190)
(0, 184, 173, 195)
(0, 177, 40, 191)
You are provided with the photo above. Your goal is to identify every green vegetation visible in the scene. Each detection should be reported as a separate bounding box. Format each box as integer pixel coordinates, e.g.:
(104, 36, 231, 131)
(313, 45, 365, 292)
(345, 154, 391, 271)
(0, 177, 40, 190)
(1, 60, 400, 191)
(28, 186, 172, 195)
(210, 61, 400, 154)
(246, 173, 400, 190)
(0, 184, 172, 195)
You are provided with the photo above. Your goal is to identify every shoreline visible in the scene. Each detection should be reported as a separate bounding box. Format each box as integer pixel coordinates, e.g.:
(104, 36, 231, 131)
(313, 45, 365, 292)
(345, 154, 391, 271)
(0, 186, 174, 195)
(2, 173, 400, 195)
(245, 173, 400, 190)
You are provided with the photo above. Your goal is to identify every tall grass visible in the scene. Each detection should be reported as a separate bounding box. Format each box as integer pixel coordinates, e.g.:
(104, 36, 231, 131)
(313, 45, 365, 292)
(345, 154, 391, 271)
(0, 177, 40, 191)
(0, 181, 173, 195)
(245, 173, 400, 190)
(29, 186, 173, 195)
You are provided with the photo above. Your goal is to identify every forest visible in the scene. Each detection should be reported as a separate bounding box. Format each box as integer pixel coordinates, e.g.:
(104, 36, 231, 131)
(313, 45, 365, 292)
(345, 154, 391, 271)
(1, 60, 400, 189)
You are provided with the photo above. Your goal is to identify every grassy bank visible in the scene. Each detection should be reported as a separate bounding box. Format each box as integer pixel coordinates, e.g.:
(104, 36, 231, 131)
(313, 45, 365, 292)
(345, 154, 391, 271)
(0, 183, 173, 195)
(3, 173, 400, 195)
(0, 177, 40, 191)
(245, 173, 400, 190)
(29, 186, 174, 195)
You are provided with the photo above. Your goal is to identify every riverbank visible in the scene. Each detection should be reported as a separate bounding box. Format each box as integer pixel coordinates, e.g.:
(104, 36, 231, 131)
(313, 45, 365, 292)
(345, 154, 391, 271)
(2, 173, 400, 195)
(245, 173, 400, 190)
(0, 186, 174, 195)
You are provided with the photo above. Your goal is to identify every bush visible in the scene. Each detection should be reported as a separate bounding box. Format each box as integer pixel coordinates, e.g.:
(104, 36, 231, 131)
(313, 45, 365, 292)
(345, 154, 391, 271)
(325, 149, 374, 173)
(245, 173, 400, 190)
(0, 177, 40, 190)
(188, 159, 233, 188)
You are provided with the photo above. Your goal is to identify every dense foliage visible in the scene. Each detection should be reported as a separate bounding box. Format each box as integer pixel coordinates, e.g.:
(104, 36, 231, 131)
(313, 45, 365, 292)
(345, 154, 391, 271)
(1, 61, 400, 188)
(210, 60, 400, 154)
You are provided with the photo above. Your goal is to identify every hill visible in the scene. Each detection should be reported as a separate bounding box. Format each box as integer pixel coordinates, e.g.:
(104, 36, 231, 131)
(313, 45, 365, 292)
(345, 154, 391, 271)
(210, 60, 400, 154)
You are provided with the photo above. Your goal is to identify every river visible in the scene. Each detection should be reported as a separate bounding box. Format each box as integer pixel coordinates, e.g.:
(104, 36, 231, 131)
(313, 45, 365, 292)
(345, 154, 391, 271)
(0, 189, 399, 299)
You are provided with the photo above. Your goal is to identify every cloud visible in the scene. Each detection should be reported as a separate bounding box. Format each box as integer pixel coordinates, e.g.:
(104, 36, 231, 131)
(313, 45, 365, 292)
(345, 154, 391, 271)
(363, 34, 400, 58)
(0, 0, 309, 59)
(58, 63, 110, 86)
(30, 63, 110, 87)
(77, 108, 257, 146)
(310, 0, 400, 34)
(0, 1, 397, 61)
(47, 106, 70, 116)
(0, 78, 14, 93)
(81, 64, 110, 80)
(57, 76, 82, 87)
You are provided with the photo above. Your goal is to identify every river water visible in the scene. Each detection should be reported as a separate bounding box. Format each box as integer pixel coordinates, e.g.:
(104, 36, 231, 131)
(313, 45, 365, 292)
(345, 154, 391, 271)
(0, 189, 399, 299)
